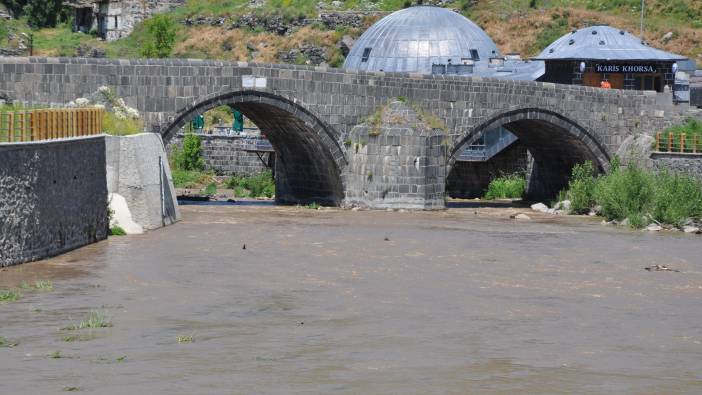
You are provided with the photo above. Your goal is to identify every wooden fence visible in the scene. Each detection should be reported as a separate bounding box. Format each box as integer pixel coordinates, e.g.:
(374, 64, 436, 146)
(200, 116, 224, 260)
(0, 108, 104, 143)
(655, 131, 702, 154)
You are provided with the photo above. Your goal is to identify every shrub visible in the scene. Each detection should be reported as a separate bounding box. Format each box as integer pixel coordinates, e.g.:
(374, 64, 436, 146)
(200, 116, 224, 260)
(102, 112, 143, 136)
(565, 161, 597, 214)
(140, 14, 177, 58)
(171, 169, 213, 188)
(173, 133, 205, 171)
(225, 170, 275, 198)
(594, 161, 655, 225)
(204, 182, 217, 196)
(484, 174, 525, 200)
(651, 171, 702, 227)
(109, 225, 127, 236)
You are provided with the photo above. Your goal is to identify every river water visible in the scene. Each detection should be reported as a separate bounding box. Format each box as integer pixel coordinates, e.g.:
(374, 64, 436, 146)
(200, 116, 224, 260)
(1, 204, 701, 394)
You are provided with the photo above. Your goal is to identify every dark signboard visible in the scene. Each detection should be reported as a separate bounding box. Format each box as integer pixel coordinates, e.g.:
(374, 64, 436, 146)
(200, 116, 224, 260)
(595, 64, 657, 74)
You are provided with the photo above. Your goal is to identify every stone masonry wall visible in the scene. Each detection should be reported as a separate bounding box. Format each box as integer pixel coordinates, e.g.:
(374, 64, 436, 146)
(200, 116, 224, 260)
(343, 101, 446, 209)
(0, 137, 108, 267)
(447, 142, 530, 199)
(167, 134, 272, 177)
(651, 153, 702, 180)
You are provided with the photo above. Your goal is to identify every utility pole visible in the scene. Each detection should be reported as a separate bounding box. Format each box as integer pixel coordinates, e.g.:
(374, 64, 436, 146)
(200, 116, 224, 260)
(640, 0, 645, 40)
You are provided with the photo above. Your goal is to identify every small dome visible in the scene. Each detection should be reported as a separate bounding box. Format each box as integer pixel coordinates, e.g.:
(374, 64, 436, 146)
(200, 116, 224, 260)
(534, 25, 686, 61)
(343, 6, 500, 74)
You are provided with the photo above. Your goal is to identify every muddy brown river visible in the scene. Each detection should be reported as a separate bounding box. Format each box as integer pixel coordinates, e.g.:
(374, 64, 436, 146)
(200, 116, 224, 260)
(1, 204, 701, 394)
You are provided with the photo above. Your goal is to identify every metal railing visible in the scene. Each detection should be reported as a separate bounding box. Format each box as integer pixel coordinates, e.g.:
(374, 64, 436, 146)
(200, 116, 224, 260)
(655, 131, 702, 154)
(456, 129, 519, 162)
(0, 108, 104, 143)
(234, 136, 274, 152)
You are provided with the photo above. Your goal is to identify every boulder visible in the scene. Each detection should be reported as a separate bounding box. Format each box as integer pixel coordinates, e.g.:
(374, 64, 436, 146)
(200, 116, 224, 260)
(616, 134, 655, 169)
(530, 202, 549, 212)
(554, 200, 571, 212)
(511, 213, 531, 220)
(646, 223, 663, 231)
(683, 226, 700, 234)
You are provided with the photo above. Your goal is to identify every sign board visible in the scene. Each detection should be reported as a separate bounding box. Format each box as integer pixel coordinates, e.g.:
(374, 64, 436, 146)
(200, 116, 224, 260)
(242, 75, 267, 88)
(595, 64, 657, 74)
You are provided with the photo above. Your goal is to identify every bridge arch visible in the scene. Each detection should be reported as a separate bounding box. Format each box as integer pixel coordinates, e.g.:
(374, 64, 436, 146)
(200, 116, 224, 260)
(162, 91, 346, 206)
(449, 108, 611, 200)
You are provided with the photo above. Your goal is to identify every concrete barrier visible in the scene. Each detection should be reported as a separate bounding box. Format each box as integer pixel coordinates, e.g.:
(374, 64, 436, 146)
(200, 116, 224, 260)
(106, 133, 180, 232)
(0, 136, 108, 267)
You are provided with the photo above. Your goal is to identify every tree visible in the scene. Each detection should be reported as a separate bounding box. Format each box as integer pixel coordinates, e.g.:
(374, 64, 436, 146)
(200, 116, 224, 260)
(174, 133, 205, 171)
(5, 0, 71, 28)
(140, 14, 177, 58)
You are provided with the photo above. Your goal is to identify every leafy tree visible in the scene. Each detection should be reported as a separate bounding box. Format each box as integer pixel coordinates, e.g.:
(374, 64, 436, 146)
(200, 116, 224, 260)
(140, 14, 177, 58)
(174, 133, 204, 171)
(5, 0, 71, 28)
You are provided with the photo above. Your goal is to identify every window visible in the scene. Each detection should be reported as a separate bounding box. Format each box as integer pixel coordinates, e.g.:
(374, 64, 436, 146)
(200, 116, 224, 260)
(470, 49, 480, 61)
(361, 48, 372, 63)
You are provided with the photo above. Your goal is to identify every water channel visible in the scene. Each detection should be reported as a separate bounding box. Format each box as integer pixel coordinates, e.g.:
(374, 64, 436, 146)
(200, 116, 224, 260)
(1, 205, 701, 394)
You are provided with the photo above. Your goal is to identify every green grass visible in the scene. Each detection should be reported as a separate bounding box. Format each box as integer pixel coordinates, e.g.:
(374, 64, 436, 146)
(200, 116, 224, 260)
(203, 182, 217, 196)
(171, 169, 215, 188)
(225, 170, 275, 198)
(109, 226, 127, 236)
(306, 201, 320, 209)
(49, 350, 63, 359)
(63, 311, 113, 330)
(34, 280, 53, 291)
(484, 174, 526, 200)
(0, 289, 21, 303)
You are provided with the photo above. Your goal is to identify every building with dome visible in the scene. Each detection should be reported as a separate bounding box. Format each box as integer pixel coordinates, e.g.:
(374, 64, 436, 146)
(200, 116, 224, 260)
(343, 6, 500, 75)
(534, 26, 688, 94)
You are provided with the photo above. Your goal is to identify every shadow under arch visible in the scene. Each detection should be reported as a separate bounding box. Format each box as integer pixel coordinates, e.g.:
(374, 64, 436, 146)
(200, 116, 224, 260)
(448, 108, 611, 200)
(162, 90, 346, 206)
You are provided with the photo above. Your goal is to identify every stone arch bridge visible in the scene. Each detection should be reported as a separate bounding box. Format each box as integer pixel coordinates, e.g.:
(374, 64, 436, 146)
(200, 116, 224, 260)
(1, 57, 699, 208)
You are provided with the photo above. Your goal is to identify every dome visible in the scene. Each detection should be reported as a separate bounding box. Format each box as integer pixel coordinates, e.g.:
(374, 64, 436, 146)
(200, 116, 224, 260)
(343, 6, 501, 74)
(534, 25, 686, 61)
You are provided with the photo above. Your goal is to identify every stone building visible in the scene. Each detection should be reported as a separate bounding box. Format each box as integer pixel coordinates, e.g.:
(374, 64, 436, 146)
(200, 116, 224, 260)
(65, 0, 184, 41)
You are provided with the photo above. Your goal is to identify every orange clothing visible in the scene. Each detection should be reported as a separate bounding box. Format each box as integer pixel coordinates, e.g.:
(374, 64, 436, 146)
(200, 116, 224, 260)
(600, 80, 612, 89)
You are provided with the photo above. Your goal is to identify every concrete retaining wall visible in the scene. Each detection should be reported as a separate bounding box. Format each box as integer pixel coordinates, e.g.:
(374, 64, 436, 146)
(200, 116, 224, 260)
(106, 133, 180, 231)
(166, 134, 272, 176)
(0, 136, 108, 267)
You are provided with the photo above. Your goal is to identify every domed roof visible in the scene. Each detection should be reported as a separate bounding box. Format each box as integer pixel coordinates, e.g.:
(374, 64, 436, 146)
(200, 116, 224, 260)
(534, 25, 686, 61)
(343, 6, 500, 74)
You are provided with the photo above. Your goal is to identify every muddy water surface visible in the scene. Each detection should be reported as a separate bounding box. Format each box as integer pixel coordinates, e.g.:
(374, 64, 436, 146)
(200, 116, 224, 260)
(1, 205, 701, 394)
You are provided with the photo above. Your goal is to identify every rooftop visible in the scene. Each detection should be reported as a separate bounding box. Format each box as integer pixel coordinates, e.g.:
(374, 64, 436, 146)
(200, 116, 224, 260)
(533, 25, 687, 62)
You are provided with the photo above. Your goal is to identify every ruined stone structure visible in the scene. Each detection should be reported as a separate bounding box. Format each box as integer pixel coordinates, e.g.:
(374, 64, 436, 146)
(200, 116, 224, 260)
(66, 0, 185, 41)
(1, 57, 701, 207)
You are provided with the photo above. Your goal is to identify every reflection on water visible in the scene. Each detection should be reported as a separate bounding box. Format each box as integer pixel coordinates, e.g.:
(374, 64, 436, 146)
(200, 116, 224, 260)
(1, 205, 701, 394)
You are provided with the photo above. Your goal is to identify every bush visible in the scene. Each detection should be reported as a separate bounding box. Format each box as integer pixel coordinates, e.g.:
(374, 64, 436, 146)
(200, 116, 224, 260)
(102, 112, 143, 136)
(171, 169, 214, 188)
(565, 161, 597, 214)
(484, 174, 525, 200)
(109, 225, 126, 236)
(204, 182, 217, 196)
(225, 170, 275, 198)
(140, 14, 177, 58)
(594, 161, 655, 223)
(651, 171, 702, 227)
(173, 133, 205, 171)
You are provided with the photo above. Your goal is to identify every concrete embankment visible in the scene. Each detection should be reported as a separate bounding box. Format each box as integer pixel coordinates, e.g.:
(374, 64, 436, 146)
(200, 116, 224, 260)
(106, 133, 180, 233)
(0, 136, 108, 267)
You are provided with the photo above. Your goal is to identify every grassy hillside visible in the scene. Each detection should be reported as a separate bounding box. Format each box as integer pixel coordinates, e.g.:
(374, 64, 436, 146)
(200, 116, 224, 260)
(1, 0, 700, 63)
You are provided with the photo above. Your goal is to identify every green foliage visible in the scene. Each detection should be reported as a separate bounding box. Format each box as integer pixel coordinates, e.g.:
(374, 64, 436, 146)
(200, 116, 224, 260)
(594, 162, 655, 225)
(204, 182, 217, 196)
(102, 112, 144, 136)
(560, 158, 702, 228)
(171, 169, 214, 188)
(225, 170, 275, 198)
(140, 14, 177, 58)
(0, 336, 19, 348)
(109, 225, 127, 236)
(306, 201, 320, 209)
(565, 161, 597, 214)
(63, 311, 113, 330)
(530, 11, 570, 54)
(14, 0, 71, 28)
(484, 174, 526, 200)
(651, 171, 702, 227)
(173, 133, 205, 171)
